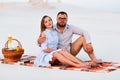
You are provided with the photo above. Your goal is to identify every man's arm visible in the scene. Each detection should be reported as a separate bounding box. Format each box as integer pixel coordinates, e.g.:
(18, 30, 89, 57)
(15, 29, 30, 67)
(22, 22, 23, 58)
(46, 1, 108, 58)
(37, 33, 46, 44)
(71, 25, 91, 44)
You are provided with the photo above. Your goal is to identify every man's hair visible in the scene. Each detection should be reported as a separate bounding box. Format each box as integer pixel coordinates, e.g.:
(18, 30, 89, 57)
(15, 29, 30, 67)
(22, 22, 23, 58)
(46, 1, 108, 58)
(57, 11, 68, 17)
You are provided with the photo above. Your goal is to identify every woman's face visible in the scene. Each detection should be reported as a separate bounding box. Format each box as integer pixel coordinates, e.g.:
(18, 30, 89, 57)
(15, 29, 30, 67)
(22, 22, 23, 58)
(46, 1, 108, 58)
(44, 17, 53, 29)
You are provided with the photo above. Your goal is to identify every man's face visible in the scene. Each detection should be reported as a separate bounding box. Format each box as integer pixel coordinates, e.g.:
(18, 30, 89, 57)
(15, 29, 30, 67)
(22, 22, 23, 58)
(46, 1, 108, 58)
(57, 14, 67, 27)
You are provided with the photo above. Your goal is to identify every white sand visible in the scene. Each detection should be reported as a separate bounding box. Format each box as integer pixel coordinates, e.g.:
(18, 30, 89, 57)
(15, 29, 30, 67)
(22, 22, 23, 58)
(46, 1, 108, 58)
(0, 2, 120, 80)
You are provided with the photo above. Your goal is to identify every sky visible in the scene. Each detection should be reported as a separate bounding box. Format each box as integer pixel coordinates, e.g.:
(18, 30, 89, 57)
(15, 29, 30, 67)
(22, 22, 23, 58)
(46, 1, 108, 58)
(0, 0, 120, 12)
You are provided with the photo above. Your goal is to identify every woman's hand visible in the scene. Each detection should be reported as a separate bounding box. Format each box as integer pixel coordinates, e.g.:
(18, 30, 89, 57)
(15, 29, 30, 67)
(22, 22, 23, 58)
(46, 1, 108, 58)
(43, 48, 53, 53)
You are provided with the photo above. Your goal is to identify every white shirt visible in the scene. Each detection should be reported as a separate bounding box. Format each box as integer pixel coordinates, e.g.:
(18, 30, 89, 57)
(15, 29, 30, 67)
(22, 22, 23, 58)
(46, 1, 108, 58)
(54, 24, 91, 51)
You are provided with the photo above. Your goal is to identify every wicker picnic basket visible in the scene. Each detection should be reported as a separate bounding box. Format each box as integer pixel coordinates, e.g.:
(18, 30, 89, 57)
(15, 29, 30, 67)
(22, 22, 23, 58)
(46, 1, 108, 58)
(2, 38, 24, 62)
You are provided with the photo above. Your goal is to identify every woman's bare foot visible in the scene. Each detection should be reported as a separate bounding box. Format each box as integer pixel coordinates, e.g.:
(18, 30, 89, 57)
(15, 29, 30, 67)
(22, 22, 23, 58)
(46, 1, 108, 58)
(92, 59, 102, 63)
(78, 62, 91, 68)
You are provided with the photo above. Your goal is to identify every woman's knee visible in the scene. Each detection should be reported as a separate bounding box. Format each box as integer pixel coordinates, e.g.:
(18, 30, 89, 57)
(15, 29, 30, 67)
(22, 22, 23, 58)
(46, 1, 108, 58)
(53, 52, 60, 57)
(59, 50, 66, 54)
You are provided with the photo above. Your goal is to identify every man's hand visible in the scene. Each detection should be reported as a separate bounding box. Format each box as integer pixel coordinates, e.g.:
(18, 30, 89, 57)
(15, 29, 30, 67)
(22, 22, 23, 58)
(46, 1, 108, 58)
(85, 43, 94, 53)
(37, 33, 46, 44)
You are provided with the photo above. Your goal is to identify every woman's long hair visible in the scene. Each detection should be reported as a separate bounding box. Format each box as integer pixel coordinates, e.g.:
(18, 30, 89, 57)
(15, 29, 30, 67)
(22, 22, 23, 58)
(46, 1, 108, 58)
(40, 15, 53, 33)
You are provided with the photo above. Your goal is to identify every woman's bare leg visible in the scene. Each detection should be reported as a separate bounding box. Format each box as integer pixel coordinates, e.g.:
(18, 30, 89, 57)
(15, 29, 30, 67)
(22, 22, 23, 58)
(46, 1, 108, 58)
(53, 52, 82, 67)
(59, 50, 83, 64)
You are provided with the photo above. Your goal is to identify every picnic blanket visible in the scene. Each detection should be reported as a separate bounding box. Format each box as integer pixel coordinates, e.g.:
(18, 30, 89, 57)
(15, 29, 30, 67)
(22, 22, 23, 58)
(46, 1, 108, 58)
(0, 55, 120, 73)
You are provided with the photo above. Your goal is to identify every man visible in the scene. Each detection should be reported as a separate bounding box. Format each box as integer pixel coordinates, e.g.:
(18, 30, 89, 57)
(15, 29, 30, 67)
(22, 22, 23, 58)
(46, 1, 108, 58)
(38, 11, 101, 63)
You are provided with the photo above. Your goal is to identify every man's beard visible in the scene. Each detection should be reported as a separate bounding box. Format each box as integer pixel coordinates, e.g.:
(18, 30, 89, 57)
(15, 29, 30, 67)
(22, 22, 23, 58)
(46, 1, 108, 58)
(57, 23, 66, 28)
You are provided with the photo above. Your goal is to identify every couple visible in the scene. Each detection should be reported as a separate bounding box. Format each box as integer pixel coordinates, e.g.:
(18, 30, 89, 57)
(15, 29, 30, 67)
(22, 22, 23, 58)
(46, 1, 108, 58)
(34, 11, 101, 68)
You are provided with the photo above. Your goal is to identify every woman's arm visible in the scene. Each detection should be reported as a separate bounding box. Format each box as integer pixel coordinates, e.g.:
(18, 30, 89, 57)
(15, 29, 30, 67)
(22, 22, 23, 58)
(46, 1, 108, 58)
(40, 32, 53, 53)
(43, 48, 53, 53)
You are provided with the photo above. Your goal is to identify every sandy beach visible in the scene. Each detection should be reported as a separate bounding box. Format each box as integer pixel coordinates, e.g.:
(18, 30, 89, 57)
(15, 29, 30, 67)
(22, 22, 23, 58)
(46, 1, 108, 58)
(0, 1, 120, 80)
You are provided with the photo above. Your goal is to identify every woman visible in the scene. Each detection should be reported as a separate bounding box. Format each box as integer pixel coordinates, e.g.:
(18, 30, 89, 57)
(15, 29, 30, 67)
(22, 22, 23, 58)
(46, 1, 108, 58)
(34, 15, 89, 67)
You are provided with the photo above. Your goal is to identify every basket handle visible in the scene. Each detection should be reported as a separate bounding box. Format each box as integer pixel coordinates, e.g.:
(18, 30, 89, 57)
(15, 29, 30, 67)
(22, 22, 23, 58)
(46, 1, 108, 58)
(4, 38, 23, 49)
